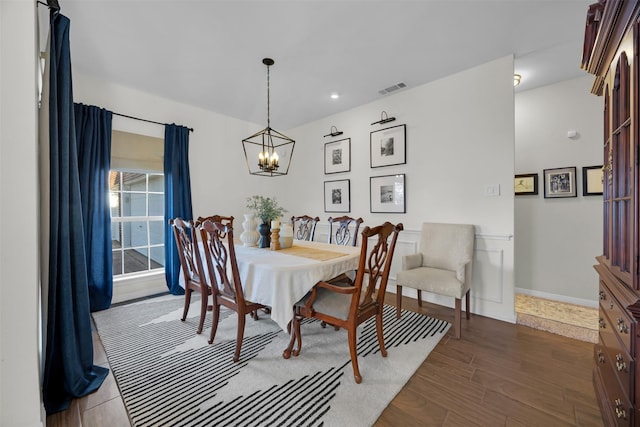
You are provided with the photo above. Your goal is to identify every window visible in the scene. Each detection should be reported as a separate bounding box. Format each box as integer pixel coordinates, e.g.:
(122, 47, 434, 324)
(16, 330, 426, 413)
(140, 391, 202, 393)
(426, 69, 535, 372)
(110, 171, 164, 277)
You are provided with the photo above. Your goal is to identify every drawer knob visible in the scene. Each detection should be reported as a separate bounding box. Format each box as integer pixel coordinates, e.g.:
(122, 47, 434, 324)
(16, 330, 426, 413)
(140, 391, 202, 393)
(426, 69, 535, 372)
(615, 399, 627, 419)
(600, 290, 606, 300)
(599, 318, 606, 329)
(610, 301, 614, 309)
(616, 354, 627, 371)
(597, 350, 606, 363)
(617, 317, 628, 333)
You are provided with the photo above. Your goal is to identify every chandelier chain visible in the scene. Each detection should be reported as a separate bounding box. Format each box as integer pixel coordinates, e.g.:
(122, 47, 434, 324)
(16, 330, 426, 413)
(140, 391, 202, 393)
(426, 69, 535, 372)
(267, 64, 271, 129)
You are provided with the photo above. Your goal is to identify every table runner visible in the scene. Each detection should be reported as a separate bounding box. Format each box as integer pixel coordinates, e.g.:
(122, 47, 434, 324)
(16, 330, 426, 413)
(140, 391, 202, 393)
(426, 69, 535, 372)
(276, 244, 350, 261)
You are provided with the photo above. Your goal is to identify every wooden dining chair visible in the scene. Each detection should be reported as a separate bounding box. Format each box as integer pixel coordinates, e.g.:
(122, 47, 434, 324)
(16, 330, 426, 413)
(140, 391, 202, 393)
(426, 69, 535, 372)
(170, 217, 211, 334)
(327, 215, 363, 246)
(199, 220, 269, 362)
(194, 215, 234, 229)
(283, 221, 403, 383)
(291, 215, 320, 241)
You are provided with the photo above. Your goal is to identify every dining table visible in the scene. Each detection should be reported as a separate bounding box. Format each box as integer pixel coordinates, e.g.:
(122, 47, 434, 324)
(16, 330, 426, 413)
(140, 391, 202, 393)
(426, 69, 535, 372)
(184, 240, 361, 332)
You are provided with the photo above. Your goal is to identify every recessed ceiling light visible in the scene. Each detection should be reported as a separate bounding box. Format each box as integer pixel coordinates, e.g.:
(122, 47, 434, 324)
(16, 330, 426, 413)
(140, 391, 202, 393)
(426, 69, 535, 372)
(330, 93, 340, 100)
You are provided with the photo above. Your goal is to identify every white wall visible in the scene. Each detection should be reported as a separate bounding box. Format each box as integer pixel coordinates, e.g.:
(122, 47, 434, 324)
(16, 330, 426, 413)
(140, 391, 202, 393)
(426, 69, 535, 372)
(515, 76, 602, 305)
(285, 55, 516, 322)
(75, 56, 517, 322)
(0, 1, 44, 426)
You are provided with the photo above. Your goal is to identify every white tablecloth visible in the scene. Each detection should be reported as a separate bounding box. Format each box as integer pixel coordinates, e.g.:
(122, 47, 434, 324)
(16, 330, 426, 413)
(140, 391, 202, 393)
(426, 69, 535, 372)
(182, 240, 360, 331)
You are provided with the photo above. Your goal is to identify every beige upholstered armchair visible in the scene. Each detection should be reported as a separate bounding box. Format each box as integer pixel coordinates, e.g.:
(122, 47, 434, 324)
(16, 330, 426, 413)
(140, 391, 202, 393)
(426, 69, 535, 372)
(395, 222, 475, 339)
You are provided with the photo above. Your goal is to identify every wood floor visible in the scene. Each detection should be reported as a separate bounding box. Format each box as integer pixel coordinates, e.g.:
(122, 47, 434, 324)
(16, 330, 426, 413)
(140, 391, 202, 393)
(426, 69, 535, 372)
(47, 294, 603, 426)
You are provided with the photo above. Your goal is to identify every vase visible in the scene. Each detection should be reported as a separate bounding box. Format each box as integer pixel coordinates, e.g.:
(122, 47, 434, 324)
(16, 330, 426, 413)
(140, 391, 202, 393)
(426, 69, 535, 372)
(240, 213, 260, 247)
(258, 222, 271, 248)
(279, 223, 293, 249)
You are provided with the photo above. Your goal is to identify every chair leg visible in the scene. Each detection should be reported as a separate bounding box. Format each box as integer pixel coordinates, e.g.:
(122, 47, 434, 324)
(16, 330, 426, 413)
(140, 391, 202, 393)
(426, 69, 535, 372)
(465, 289, 471, 320)
(233, 312, 246, 363)
(181, 289, 192, 321)
(396, 285, 403, 318)
(375, 312, 387, 358)
(283, 313, 302, 359)
(197, 292, 208, 334)
(347, 327, 362, 384)
(417, 290, 423, 307)
(208, 300, 221, 344)
(454, 298, 462, 339)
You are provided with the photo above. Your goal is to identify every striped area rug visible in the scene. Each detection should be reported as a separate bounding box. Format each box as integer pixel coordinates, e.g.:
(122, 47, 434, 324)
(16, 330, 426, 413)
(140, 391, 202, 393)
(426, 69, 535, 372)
(92, 295, 449, 426)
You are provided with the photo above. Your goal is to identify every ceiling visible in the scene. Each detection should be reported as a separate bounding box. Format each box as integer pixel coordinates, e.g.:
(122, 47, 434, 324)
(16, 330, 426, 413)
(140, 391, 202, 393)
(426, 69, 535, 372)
(51, 0, 593, 130)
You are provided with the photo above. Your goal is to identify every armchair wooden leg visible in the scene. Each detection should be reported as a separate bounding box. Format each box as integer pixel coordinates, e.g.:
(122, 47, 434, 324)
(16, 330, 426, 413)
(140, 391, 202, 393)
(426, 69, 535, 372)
(465, 289, 470, 319)
(417, 290, 423, 307)
(396, 285, 403, 318)
(347, 328, 362, 384)
(454, 298, 461, 339)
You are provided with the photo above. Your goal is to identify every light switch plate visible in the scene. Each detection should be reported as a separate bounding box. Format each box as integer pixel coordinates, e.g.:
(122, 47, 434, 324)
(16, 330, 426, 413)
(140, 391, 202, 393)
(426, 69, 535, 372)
(485, 184, 500, 196)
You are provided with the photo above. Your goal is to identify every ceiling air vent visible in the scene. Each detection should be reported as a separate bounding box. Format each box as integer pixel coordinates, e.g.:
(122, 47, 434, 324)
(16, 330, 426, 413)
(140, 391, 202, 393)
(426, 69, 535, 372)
(378, 82, 407, 95)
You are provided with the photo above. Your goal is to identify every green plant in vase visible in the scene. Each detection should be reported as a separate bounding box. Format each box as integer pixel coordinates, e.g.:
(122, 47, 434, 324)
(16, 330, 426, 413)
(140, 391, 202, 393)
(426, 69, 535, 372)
(246, 196, 287, 248)
(246, 195, 287, 224)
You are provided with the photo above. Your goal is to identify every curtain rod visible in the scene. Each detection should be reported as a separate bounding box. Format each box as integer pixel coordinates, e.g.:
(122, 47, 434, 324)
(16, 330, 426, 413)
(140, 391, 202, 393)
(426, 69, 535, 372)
(37, 0, 60, 12)
(112, 112, 194, 133)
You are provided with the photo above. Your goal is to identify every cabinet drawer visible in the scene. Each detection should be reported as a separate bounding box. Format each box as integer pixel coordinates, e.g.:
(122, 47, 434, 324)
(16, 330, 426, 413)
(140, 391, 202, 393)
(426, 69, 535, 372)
(599, 329, 634, 399)
(595, 345, 633, 427)
(599, 282, 633, 352)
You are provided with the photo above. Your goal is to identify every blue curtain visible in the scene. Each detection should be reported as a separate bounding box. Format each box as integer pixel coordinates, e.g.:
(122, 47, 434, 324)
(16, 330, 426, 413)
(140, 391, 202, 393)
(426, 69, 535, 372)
(164, 124, 193, 294)
(43, 12, 109, 414)
(74, 103, 113, 311)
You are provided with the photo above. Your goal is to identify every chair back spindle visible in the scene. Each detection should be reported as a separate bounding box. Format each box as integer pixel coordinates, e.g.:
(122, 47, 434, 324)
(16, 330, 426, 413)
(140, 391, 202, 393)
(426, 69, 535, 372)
(291, 215, 320, 241)
(328, 216, 363, 246)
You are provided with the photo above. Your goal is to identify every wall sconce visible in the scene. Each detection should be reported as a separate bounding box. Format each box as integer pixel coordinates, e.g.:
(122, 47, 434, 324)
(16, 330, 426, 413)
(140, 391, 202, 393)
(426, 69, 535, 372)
(371, 111, 396, 126)
(514, 74, 522, 87)
(323, 126, 343, 138)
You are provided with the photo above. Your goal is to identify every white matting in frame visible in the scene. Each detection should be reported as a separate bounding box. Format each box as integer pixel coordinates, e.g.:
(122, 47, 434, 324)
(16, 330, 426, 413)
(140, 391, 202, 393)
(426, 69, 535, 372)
(370, 124, 406, 168)
(370, 174, 405, 213)
(324, 138, 351, 174)
(324, 179, 350, 212)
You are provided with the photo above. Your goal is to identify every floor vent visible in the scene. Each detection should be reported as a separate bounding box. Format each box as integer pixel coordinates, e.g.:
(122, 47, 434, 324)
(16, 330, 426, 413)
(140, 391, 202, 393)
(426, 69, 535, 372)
(378, 82, 407, 95)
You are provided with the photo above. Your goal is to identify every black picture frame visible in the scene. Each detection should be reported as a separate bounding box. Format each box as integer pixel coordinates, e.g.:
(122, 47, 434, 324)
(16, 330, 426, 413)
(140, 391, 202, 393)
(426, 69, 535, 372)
(515, 173, 538, 196)
(582, 165, 603, 196)
(370, 124, 406, 168)
(370, 174, 406, 213)
(324, 179, 350, 212)
(324, 138, 351, 174)
(543, 167, 577, 198)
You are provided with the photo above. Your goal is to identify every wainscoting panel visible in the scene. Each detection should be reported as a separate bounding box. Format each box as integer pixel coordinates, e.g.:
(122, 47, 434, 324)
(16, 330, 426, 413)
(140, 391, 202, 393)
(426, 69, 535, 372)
(314, 225, 515, 323)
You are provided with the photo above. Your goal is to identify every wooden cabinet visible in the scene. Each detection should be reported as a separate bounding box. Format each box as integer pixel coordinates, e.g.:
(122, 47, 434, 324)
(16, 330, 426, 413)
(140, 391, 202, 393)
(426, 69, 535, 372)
(582, 1, 640, 425)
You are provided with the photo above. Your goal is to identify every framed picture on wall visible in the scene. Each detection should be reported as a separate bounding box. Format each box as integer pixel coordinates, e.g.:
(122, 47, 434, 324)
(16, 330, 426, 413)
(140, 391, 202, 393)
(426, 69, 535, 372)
(543, 166, 577, 198)
(582, 165, 603, 196)
(370, 174, 406, 213)
(514, 173, 538, 195)
(324, 179, 350, 212)
(324, 138, 351, 174)
(370, 124, 406, 168)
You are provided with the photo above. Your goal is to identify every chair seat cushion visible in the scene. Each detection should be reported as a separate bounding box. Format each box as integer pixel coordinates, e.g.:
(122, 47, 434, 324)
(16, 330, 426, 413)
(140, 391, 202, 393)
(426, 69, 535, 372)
(396, 266, 465, 299)
(295, 286, 352, 321)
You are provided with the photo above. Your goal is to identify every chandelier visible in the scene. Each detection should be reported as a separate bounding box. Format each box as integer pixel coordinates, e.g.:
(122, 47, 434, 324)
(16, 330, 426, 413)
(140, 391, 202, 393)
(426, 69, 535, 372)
(242, 58, 295, 177)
